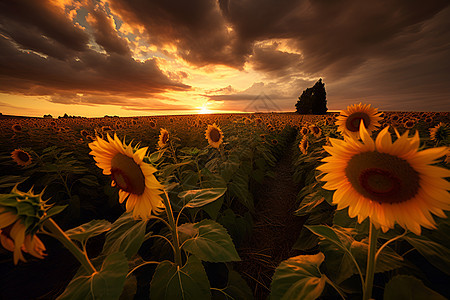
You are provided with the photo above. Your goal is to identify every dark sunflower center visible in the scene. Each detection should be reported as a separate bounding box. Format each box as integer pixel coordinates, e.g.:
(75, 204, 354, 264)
(162, 132, 169, 144)
(345, 112, 371, 132)
(209, 128, 221, 142)
(345, 151, 419, 204)
(110, 153, 145, 195)
(17, 151, 30, 162)
(13, 125, 22, 131)
(312, 127, 320, 134)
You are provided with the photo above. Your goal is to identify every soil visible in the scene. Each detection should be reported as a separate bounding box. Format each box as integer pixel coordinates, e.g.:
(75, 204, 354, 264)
(235, 142, 307, 300)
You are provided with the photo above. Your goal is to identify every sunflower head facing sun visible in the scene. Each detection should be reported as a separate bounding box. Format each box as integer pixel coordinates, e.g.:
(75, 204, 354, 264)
(157, 128, 169, 149)
(11, 149, 32, 167)
(318, 121, 450, 235)
(205, 123, 224, 148)
(335, 103, 383, 139)
(89, 133, 164, 220)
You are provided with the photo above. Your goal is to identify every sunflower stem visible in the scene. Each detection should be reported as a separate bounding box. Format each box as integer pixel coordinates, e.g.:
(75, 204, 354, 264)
(363, 221, 379, 300)
(162, 189, 183, 267)
(43, 218, 96, 274)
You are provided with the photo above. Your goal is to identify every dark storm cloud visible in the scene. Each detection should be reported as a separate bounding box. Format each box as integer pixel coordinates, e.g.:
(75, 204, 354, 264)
(250, 42, 302, 78)
(0, 0, 89, 52)
(87, 6, 131, 55)
(108, 0, 246, 67)
(0, 36, 189, 98)
(0, 0, 190, 105)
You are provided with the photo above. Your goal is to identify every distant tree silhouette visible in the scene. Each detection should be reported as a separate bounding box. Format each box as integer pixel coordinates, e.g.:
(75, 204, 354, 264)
(295, 78, 328, 114)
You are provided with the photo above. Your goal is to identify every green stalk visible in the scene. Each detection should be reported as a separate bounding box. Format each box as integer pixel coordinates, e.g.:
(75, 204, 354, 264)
(162, 190, 183, 267)
(43, 218, 96, 274)
(363, 221, 379, 300)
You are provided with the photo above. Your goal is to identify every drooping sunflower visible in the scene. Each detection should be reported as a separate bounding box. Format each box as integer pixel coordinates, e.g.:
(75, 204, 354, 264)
(335, 103, 382, 139)
(157, 128, 169, 149)
(11, 124, 22, 132)
(318, 122, 450, 235)
(205, 123, 224, 148)
(299, 136, 309, 155)
(11, 149, 32, 167)
(0, 208, 46, 264)
(300, 126, 309, 136)
(89, 134, 164, 220)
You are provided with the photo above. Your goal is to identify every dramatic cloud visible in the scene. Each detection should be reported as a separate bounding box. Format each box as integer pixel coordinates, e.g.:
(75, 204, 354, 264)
(0, 0, 449, 115)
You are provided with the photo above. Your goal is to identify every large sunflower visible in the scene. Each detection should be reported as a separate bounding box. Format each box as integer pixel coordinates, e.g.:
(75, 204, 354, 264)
(335, 103, 382, 139)
(89, 134, 164, 220)
(205, 123, 224, 148)
(317, 122, 450, 235)
(0, 208, 46, 264)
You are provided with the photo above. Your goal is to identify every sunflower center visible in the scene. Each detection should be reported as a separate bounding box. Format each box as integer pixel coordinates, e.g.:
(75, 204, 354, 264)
(209, 128, 221, 142)
(345, 151, 419, 204)
(17, 151, 30, 162)
(162, 132, 169, 144)
(346, 112, 370, 132)
(312, 127, 320, 134)
(110, 153, 145, 195)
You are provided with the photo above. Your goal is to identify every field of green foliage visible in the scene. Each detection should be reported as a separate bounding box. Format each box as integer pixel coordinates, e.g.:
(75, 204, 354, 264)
(0, 109, 449, 300)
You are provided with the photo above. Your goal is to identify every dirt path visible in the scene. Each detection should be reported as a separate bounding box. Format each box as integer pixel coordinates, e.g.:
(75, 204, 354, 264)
(236, 142, 307, 300)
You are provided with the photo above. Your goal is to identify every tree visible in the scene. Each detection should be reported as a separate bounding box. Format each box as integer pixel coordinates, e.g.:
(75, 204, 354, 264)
(295, 78, 328, 114)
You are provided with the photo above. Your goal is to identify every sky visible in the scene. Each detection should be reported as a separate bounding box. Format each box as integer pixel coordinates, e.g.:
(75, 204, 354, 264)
(0, 0, 449, 117)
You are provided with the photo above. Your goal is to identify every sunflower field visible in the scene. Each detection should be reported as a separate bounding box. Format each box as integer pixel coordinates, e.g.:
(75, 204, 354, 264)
(0, 107, 449, 300)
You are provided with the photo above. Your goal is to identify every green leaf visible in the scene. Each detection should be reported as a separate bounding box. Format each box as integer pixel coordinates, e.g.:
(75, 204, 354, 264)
(45, 205, 67, 218)
(103, 213, 147, 259)
(182, 219, 240, 262)
(179, 187, 227, 209)
(150, 255, 211, 300)
(78, 175, 99, 187)
(384, 275, 446, 300)
(270, 253, 326, 300)
(65, 219, 112, 243)
(211, 270, 253, 300)
(58, 252, 128, 300)
(405, 234, 450, 276)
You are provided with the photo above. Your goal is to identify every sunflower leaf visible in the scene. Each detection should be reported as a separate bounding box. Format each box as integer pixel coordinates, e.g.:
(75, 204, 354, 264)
(404, 234, 450, 276)
(149, 255, 211, 300)
(384, 275, 446, 300)
(102, 212, 147, 259)
(58, 252, 128, 300)
(181, 219, 240, 262)
(65, 219, 112, 243)
(211, 270, 253, 300)
(180, 187, 227, 209)
(270, 253, 327, 300)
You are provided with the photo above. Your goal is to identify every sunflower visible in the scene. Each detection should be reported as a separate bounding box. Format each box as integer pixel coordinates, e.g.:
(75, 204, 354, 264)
(429, 122, 449, 144)
(309, 125, 322, 138)
(11, 149, 32, 167)
(89, 133, 164, 220)
(158, 128, 169, 149)
(299, 136, 309, 155)
(0, 208, 46, 264)
(205, 123, 224, 148)
(336, 103, 382, 139)
(11, 124, 22, 132)
(300, 126, 309, 136)
(318, 122, 450, 235)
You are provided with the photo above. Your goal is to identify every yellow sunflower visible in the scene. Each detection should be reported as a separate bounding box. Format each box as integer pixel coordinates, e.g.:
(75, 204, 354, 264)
(335, 103, 382, 139)
(299, 136, 309, 155)
(0, 208, 46, 264)
(11, 149, 32, 167)
(205, 123, 224, 148)
(318, 122, 450, 235)
(429, 122, 449, 143)
(309, 125, 322, 138)
(157, 128, 169, 149)
(89, 133, 164, 220)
